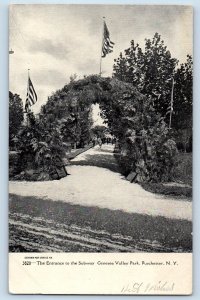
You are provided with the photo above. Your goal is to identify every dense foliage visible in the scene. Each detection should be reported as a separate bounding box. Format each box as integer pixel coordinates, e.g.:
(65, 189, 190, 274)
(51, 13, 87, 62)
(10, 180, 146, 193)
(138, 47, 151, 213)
(113, 33, 193, 142)
(173, 55, 193, 151)
(91, 125, 108, 139)
(45, 75, 178, 182)
(99, 78, 177, 182)
(12, 75, 177, 182)
(113, 33, 178, 117)
(13, 113, 67, 181)
(9, 91, 24, 148)
(40, 80, 93, 148)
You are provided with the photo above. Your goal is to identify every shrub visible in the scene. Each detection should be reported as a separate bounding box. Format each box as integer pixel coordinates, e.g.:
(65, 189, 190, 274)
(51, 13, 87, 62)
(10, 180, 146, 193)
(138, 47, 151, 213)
(14, 113, 67, 181)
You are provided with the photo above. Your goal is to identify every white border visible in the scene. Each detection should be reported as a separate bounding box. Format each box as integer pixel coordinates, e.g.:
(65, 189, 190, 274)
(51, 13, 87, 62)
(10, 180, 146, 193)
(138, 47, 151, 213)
(1, 0, 199, 298)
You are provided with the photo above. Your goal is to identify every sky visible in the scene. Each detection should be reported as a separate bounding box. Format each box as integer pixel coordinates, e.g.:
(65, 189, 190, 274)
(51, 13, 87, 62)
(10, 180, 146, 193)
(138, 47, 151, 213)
(9, 4, 193, 116)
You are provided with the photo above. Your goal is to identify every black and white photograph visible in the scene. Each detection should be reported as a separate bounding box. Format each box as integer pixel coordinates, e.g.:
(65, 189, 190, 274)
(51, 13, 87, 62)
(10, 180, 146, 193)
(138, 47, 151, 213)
(9, 4, 192, 256)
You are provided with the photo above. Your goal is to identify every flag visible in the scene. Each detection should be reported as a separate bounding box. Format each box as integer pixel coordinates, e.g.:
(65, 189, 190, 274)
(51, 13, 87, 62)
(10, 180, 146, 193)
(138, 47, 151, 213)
(25, 76, 37, 112)
(101, 21, 114, 58)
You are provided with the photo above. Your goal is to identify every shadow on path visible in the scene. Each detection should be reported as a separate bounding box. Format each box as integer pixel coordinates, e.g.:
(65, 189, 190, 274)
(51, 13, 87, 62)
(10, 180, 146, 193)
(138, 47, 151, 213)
(71, 147, 120, 173)
(9, 194, 192, 253)
(71, 153, 120, 173)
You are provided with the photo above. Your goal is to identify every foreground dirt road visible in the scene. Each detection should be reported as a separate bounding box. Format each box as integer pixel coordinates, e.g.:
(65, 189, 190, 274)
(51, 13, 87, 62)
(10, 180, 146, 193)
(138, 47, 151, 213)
(9, 144, 192, 252)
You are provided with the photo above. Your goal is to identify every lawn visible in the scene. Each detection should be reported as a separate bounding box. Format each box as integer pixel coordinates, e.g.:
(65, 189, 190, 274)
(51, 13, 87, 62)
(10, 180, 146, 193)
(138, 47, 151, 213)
(141, 152, 192, 199)
(9, 193, 192, 253)
(172, 152, 192, 185)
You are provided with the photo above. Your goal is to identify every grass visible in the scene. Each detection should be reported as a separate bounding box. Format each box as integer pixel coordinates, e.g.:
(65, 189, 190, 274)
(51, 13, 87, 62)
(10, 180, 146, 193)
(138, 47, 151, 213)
(9, 194, 192, 253)
(172, 152, 192, 185)
(141, 152, 192, 199)
(141, 183, 192, 199)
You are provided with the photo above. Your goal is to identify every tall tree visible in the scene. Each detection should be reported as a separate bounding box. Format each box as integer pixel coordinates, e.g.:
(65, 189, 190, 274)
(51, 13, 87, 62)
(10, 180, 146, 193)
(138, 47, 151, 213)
(172, 55, 193, 151)
(173, 55, 193, 131)
(113, 33, 178, 117)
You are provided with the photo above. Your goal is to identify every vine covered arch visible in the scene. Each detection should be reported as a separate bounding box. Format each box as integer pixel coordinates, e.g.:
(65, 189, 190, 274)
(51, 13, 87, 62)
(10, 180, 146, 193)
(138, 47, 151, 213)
(39, 75, 177, 182)
(16, 75, 177, 182)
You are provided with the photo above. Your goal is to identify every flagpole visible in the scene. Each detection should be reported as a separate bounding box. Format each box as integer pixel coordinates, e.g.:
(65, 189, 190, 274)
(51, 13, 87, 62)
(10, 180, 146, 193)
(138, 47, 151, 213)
(99, 17, 105, 76)
(27, 69, 30, 111)
(26, 69, 31, 127)
(169, 77, 175, 129)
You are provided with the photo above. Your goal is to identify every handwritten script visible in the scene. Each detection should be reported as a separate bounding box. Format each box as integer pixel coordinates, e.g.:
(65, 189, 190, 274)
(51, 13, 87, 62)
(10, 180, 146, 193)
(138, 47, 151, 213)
(121, 281, 175, 294)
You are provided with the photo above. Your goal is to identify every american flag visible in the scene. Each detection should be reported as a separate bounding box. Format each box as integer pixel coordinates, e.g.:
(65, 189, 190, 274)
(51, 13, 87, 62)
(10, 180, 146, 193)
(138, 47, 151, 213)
(101, 21, 114, 58)
(25, 76, 37, 113)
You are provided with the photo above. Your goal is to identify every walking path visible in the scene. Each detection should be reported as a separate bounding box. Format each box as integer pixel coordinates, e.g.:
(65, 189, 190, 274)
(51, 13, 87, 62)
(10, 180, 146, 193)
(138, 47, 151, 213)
(9, 144, 192, 221)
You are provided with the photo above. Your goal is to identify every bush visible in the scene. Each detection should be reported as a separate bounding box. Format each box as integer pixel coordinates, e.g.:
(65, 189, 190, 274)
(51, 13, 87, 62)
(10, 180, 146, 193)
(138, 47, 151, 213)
(14, 113, 67, 181)
(101, 80, 178, 182)
(172, 153, 192, 185)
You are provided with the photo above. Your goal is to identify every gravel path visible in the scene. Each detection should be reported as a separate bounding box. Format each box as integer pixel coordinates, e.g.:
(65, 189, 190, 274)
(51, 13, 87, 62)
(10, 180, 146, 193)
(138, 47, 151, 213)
(9, 145, 192, 221)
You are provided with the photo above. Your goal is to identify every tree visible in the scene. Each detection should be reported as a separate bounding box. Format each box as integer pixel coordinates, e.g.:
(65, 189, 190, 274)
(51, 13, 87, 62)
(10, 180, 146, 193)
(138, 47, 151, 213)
(113, 33, 178, 117)
(9, 91, 24, 147)
(172, 55, 193, 151)
(173, 55, 193, 130)
(113, 33, 193, 152)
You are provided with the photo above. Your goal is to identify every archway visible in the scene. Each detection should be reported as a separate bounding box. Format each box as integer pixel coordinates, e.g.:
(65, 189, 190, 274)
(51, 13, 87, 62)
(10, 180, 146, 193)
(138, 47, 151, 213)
(16, 75, 177, 182)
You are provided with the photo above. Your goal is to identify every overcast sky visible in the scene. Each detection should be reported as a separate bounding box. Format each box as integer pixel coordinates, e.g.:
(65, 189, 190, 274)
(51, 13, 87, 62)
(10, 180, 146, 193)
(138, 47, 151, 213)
(9, 4, 193, 114)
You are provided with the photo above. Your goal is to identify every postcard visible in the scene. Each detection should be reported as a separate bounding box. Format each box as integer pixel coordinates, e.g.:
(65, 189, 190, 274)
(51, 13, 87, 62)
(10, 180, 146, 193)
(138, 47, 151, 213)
(9, 4, 193, 295)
